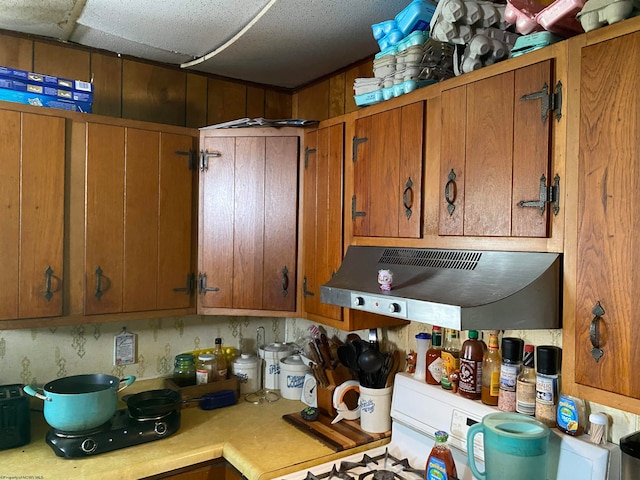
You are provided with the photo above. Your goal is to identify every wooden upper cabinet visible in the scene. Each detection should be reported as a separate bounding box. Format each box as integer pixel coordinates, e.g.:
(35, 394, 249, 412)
(439, 60, 556, 238)
(352, 102, 424, 238)
(85, 123, 195, 315)
(0, 109, 64, 320)
(302, 124, 344, 323)
(573, 31, 640, 399)
(198, 129, 300, 315)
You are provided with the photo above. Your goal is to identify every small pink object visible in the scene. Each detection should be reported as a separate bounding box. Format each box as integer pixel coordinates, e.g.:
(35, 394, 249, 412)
(378, 269, 393, 291)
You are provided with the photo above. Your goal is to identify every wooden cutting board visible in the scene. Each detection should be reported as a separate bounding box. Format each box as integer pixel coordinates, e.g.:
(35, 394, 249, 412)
(283, 411, 390, 452)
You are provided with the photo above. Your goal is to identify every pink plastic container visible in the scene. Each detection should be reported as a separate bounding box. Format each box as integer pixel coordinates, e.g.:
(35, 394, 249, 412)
(504, 0, 546, 34)
(535, 0, 586, 35)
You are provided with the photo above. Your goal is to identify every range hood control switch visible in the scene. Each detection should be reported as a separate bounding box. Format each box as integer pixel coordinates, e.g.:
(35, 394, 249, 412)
(389, 303, 401, 313)
(353, 296, 365, 307)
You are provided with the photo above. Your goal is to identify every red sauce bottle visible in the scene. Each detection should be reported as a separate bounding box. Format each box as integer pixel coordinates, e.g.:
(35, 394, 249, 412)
(426, 326, 443, 385)
(425, 430, 458, 480)
(458, 330, 484, 399)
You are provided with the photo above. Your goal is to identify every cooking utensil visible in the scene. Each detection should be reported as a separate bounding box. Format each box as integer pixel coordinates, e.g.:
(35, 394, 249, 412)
(125, 389, 237, 416)
(385, 350, 402, 388)
(23, 374, 136, 432)
(358, 347, 384, 373)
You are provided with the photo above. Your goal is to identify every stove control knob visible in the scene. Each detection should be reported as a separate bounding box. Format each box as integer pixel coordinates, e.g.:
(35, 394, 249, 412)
(154, 421, 168, 436)
(353, 296, 365, 307)
(81, 438, 97, 454)
(389, 302, 401, 313)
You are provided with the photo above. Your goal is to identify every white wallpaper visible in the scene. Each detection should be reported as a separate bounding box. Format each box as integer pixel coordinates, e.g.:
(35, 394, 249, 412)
(0, 315, 637, 443)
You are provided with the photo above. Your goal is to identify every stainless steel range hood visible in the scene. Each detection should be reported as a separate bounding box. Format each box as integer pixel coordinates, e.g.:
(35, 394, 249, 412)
(320, 246, 561, 331)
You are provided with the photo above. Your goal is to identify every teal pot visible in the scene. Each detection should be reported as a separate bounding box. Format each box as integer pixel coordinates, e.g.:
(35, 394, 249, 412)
(467, 412, 550, 480)
(24, 374, 135, 432)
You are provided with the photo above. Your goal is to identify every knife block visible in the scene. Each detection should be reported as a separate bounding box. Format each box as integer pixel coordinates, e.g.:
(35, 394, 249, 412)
(317, 364, 355, 417)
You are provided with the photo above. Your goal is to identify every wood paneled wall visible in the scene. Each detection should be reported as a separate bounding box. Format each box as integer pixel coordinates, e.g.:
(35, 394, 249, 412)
(0, 31, 292, 127)
(0, 30, 372, 127)
(293, 60, 373, 121)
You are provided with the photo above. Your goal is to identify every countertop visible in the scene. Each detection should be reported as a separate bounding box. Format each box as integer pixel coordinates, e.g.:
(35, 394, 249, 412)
(0, 380, 389, 480)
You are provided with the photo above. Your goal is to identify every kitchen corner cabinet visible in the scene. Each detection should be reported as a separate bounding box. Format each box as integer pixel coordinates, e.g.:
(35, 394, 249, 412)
(351, 101, 424, 238)
(85, 123, 196, 315)
(198, 128, 301, 315)
(302, 123, 344, 323)
(142, 459, 244, 480)
(564, 27, 640, 411)
(438, 60, 558, 238)
(0, 109, 65, 320)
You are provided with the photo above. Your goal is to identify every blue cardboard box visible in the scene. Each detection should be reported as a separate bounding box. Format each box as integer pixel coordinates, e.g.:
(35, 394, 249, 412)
(0, 66, 93, 94)
(0, 76, 93, 103)
(0, 87, 92, 113)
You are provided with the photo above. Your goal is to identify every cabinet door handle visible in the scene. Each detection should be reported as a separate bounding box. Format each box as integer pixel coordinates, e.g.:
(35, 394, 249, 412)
(590, 301, 605, 362)
(403, 177, 414, 219)
(444, 169, 457, 216)
(95, 266, 104, 299)
(281, 266, 289, 297)
(198, 273, 219, 294)
(44, 266, 54, 301)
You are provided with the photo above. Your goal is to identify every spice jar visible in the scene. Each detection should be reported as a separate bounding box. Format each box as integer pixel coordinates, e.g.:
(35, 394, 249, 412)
(173, 353, 196, 387)
(497, 337, 523, 412)
(196, 353, 215, 385)
(535, 345, 561, 426)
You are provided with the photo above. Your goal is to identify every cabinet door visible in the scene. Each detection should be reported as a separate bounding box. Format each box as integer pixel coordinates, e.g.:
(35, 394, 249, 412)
(199, 133, 299, 312)
(123, 128, 160, 312)
(199, 136, 235, 309)
(0, 110, 64, 320)
(262, 136, 298, 311)
(86, 124, 195, 315)
(574, 32, 640, 397)
(85, 123, 125, 314)
(157, 133, 195, 310)
(439, 61, 553, 237)
(303, 125, 344, 321)
(353, 102, 424, 238)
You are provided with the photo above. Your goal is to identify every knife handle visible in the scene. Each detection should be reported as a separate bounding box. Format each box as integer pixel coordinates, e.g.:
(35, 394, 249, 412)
(317, 337, 334, 370)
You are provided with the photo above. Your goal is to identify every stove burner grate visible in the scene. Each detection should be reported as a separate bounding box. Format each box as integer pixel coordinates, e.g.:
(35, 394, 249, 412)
(302, 448, 425, 480)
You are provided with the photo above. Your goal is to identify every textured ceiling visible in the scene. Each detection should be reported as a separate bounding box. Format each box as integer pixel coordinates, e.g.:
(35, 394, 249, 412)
(0, 0, 412, 88)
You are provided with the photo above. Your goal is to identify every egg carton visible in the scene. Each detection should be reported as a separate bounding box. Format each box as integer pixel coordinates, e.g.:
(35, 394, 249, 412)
(372, 0, 436, 50)
(454, 27, 520, 74)
(576, 0, 640, 31)
(430, 0, 509, 45)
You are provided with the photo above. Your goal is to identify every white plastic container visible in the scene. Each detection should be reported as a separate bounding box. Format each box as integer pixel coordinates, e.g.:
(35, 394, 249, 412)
(279, 355, 310, 400)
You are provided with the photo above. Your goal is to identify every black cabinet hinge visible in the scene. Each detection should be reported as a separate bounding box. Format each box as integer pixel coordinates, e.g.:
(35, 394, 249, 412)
(304, 147, 317, 169)
(175, 150, 196, 171)
(352, 135, 368, 162)
(520, 81, 562, 123)
(518, 173, 560, 215)
(352, 195, 366, 220)
(303, 276, 315, 297)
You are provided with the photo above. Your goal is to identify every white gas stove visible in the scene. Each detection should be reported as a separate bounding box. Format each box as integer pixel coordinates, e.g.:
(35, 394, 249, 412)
(277, 373, 621, 480)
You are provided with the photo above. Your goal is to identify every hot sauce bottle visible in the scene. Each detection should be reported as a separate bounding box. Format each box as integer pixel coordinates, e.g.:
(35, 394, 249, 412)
(425, 430, 458, 480)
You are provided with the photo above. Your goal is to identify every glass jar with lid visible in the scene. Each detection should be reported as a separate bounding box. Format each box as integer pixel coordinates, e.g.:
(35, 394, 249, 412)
(196, 354, 216, 384)
(173, 353, 196, 387)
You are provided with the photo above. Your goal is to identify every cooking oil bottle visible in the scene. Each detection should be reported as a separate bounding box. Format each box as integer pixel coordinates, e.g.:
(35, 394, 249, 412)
(425, 430, 458, 480)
